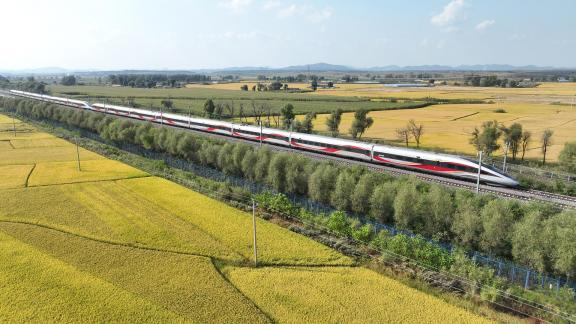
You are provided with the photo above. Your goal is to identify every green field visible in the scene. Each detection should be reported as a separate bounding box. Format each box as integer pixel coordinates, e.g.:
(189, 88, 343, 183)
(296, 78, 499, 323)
(48, 85, 426, 116)
(0, 115, 490, 322)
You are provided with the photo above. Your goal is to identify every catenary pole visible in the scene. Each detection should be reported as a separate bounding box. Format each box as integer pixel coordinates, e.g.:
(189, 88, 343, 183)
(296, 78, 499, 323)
(259, 121, 263, 147)
(476, 151, 483, 194)
(502, 141, 509, 172)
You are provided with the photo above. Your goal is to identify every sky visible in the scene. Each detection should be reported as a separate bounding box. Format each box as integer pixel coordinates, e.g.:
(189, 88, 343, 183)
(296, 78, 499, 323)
(1, 0, 575, 70)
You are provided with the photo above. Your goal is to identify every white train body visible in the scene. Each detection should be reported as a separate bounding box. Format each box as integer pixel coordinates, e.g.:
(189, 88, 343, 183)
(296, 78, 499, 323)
(9, 89, 519, 187)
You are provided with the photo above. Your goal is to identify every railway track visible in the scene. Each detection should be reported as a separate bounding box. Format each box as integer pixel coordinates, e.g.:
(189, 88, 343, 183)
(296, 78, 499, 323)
(4, 91, 575, 208)
(138, 118, 576, 209)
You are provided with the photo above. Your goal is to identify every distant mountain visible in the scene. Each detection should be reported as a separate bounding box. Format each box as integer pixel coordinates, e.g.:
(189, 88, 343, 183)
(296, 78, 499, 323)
(280, 63, 355, 72)
(1, 63, 573, 76)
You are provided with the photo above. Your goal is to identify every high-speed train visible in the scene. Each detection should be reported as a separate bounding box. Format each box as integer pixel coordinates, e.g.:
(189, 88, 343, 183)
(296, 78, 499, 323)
(9, 89, 519, 187)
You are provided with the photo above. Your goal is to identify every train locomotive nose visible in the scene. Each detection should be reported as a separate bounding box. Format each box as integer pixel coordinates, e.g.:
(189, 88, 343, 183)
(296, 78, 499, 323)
(504, 177, 520, 188)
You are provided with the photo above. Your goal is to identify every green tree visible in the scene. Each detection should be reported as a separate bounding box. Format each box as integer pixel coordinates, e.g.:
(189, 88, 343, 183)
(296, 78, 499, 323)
(544, 211, 576, 278)
(559, 141, 576, 172)
(203, 99, 215, 118)
(161, 98, 174, 111)
(480, 199, 521, 257)
(331, 171, 358, 211)
(451, 191, 488, 250)
(280, 103, 295, 129)
(294, 112, 316, 134)
(512, 210, 548, 273)
(424, 185, 454, 240)
(254, 148, 271, 183)
(351, 173, 379, 214)
(285, 155, 313, 195)
(327, 211, 351, 235)
(470, 120, 501, 155)
(267, 153, 289, 192)
(308, 163, 339, 204)
(349, 109, 374, 139)
(369, 182, 397, 223)
(60, 75, 77, 86)
(520, 130, 531, 161)
(325, 109, 343, 137)
(393, 182, 424, 232)
(240, 149, 258, 180)
(311, 79, 318, 91)
(540, 129, 553, 164)
(280, 104, 296, 129)
(501, 123, 522, 160)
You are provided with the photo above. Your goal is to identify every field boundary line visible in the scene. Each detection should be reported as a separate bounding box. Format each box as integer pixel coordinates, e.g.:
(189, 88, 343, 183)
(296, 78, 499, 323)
(0, 220, 222, 260)
(0, 139, 15, 149)
(26, 174, 152, 188)
(210, 259, 275, 323)
(24, 163, 36, 187)
(451, 112, 478, 121)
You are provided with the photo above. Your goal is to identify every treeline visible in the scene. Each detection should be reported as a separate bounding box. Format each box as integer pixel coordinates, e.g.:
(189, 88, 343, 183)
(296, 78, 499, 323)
(4, 76, 47, 94)
(107, 74, 211, 88)
(469, 119, 575, 170)
(1, 96, 576, 280)
(462, 75, 536, 88)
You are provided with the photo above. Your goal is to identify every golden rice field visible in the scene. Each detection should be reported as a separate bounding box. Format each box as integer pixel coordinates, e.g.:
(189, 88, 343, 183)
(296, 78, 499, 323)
(312, 82, 576, 103)
(0, 115, 491, 322)
(186, 81, 576, 104)
(308, 102, 576, 161)
(27, 160, 148, 186)
(226, 266, 490, 323)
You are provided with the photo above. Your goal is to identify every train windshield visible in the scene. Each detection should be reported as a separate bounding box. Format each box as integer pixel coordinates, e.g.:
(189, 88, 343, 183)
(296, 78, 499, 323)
(463, 157, 512, 177)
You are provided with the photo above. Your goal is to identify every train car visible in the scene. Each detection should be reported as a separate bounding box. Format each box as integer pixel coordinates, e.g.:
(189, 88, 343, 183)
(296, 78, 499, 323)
(234, 124, 291, 146)
(371, 145, 518, 186)
(8, 90, 519, 187)
(9, 90, 91, 109)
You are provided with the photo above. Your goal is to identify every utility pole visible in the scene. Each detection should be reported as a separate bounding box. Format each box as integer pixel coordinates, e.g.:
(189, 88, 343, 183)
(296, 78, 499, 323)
(476, 151, 483, 194)
(12, 116, 16, 137)
(75, 136, 82, 171)
(252, 199, 258, 267)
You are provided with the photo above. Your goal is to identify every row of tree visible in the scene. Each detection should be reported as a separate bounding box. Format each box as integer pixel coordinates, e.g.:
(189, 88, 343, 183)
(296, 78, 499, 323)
(2, 96, 575, 278)
(107, 74, 211, 88)
(6, 76, 48, 94)
(463, 75, 536, 88)
(470, 120, 555, 164)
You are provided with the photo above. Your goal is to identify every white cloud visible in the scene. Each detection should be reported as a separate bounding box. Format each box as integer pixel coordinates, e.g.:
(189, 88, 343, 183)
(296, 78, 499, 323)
(475, 19, 495, 31)
(431, 0, 466, 27)
(219, 0, 253, 12)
